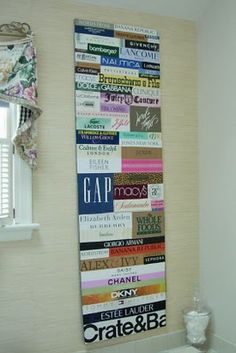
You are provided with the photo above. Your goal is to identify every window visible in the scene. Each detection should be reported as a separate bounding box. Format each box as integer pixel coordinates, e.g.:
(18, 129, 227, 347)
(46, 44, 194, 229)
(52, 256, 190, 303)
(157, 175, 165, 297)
(0, 101, 39, 241)
(0, 101, 12, 225)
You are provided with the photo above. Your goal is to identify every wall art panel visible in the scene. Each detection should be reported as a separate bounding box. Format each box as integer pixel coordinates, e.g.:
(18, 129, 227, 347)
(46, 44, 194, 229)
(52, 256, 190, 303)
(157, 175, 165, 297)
(74, 19, 166, 344)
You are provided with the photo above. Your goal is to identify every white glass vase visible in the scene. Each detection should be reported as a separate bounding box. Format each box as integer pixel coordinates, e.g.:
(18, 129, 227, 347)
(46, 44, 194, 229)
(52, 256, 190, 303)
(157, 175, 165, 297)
(183, 309, 210, 347)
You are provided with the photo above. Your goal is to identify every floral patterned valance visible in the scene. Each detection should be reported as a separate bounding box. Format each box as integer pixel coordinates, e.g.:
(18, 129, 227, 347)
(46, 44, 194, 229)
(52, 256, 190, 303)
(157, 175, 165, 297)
(0, 24, 41, 168)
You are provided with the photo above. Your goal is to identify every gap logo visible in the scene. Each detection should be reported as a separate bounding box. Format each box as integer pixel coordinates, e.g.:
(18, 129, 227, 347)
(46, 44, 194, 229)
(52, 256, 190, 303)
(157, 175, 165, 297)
(78, 174, 114, 215)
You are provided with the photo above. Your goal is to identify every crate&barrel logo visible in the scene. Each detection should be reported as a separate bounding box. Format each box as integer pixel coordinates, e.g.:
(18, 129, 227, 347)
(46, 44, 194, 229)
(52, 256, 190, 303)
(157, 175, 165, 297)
(84, 312, 166, 343)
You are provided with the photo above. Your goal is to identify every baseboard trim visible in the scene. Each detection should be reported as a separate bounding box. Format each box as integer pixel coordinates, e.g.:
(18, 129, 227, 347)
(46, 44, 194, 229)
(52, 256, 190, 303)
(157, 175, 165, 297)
(72, 330, 186, 353)
(73, 332, 236, 353)
(210, 333, 236, 353)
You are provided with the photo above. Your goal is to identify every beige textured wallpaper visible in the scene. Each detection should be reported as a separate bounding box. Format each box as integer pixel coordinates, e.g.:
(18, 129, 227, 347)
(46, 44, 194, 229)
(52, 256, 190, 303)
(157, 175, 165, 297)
(0, 1, 198, 352)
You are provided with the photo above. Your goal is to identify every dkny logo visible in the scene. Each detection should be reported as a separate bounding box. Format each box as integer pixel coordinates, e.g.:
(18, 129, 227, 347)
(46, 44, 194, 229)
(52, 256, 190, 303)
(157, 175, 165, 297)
(111, 288, 137, 299)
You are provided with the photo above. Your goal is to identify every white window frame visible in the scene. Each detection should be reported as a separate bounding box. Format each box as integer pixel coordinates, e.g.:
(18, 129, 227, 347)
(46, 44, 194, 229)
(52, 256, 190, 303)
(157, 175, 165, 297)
(0, 102, 13, 226)
(0, 103, 39, 241)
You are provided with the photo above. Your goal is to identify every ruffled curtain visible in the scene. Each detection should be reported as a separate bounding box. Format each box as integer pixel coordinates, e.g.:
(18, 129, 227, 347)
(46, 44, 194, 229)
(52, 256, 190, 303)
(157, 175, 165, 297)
(0, 37, 41, 168)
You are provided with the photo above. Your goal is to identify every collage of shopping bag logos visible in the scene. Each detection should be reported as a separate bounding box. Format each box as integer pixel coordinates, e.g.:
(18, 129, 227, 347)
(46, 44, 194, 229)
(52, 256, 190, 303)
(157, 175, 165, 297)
(74, 19, 166, 343)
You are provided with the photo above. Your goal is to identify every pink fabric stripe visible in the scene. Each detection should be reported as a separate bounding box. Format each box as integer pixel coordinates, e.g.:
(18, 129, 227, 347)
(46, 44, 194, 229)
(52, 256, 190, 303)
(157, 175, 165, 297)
(122, 159, 163, 172)
(123, 159, 162, 165)
(151, 200, 165, 208)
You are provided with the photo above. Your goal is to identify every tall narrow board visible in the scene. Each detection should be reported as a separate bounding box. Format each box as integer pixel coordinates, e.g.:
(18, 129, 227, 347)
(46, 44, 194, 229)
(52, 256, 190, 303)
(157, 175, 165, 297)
(74, 19, 166, 344)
